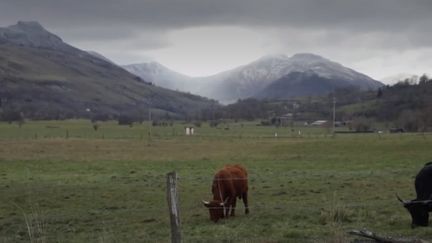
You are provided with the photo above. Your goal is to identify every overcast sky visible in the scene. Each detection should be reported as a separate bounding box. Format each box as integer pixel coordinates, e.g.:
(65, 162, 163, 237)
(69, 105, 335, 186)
(1, 0, 432, 81)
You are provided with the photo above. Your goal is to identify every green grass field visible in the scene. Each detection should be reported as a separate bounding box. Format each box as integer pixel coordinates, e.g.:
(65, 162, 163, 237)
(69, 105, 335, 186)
(0, 120, 431, 242)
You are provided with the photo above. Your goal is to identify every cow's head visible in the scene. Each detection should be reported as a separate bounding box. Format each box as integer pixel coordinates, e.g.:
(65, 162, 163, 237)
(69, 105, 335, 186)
(202, 198, 228, 222)
(397, 194, 432, 227)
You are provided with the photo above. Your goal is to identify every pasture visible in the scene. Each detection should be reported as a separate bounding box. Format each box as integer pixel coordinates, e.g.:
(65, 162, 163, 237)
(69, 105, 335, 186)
(0, 120, 431, 242)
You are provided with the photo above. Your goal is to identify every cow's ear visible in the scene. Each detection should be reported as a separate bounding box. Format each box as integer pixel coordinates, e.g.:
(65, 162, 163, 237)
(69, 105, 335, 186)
(202, 200, 210, 207)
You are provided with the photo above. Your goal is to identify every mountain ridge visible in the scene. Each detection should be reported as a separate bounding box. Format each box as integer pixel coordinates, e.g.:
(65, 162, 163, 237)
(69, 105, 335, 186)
(123, 62, 194, 91)
(0, 21, 217, 120)
(0, 21, 77, 52)
(124, 53, 383, 103)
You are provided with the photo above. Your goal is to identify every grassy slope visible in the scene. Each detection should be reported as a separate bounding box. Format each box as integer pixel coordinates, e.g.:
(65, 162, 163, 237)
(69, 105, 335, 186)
(0, 44, 215, 117)
(0, 121, 432, 242)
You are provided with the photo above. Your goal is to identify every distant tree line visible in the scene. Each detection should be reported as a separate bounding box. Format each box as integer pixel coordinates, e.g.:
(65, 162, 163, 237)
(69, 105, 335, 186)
(197, 91, 367, 124)
(2, 74, 432, 132)
(197, 74, 432, 132)
(373, 74, 432, 131)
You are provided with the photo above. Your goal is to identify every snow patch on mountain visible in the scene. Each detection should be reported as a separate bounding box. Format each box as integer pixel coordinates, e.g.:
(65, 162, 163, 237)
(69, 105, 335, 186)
(123, 62, 194, 91)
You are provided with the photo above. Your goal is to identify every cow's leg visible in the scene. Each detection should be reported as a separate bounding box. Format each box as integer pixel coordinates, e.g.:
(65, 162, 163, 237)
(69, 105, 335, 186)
(230, 197, 237, 216)
(243, 192, 249, 214)
(224, 197, 230, 217)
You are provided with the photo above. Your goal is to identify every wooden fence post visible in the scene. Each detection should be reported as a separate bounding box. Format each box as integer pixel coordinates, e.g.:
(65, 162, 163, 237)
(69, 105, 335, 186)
(166, 171, 181, 243)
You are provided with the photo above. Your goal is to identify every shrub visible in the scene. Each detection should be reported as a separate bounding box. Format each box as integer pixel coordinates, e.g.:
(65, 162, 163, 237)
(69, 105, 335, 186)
(118, 115, 134, 126)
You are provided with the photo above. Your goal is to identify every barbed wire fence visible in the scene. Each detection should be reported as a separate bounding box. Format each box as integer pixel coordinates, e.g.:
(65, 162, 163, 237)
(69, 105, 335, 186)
(165, 172, 411, 243)
(1, 170, 414, 242)
(1, 125, 431, 140)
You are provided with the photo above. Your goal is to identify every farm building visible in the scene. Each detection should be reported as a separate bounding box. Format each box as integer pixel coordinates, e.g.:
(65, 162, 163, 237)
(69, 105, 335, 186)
(310, 120, 329, 126)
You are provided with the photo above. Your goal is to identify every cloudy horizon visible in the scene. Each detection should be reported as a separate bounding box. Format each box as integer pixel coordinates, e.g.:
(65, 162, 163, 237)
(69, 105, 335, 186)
(1, 0, 431, 81)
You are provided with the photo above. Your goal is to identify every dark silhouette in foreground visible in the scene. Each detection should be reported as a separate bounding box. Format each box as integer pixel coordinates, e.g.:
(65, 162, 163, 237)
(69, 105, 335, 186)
(397, 162, 432, 227)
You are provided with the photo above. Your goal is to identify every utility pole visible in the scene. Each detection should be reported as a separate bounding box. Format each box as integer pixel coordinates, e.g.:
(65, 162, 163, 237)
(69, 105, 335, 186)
(148, 101, 152, 142)
(332, 95, 336, 134)
(149, 106, 152, 133)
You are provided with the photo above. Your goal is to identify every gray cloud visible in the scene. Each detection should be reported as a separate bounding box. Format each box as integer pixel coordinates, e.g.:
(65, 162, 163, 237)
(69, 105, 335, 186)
(2, 0, 431, 33)
(1, 0, 431, 79)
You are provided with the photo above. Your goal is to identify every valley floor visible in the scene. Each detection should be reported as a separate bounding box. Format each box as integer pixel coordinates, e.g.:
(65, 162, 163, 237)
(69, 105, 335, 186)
(0, 121, 431, 242)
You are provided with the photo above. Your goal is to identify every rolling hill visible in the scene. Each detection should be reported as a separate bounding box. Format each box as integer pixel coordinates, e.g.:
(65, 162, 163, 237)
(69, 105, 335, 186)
(0, 21, 217, 120)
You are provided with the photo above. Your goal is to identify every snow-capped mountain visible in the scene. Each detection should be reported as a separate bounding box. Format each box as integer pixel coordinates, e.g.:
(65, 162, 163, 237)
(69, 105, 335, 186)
(123, 53, 383, 103)
(123, 62, 195, 91)
(198, 53, 383, 103)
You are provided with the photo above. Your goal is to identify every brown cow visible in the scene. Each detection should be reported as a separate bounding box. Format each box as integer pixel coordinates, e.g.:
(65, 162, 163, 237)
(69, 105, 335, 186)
(202, 164, 249, 222)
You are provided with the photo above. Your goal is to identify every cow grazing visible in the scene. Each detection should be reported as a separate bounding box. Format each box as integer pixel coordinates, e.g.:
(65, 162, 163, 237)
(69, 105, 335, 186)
(397, 162, 432, 227)
(202, 164, 249, 222)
